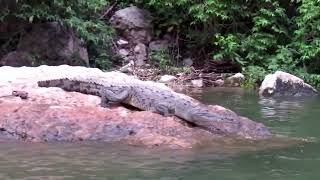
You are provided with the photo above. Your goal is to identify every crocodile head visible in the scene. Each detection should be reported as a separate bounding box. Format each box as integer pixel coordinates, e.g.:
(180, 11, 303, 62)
(235, 117, 272, 140)
(191, 111, 271, 139)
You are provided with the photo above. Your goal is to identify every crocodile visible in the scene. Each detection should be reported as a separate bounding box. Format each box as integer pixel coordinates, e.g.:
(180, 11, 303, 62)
(37, 77, 270, 137)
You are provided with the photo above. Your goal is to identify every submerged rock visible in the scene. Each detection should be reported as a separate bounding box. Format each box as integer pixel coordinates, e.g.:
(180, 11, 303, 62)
(259, 71, 318, 97)
(0, 65, 273, 148)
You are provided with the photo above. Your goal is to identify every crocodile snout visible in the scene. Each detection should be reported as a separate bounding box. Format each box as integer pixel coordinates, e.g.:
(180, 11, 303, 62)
(257, 126, 270, 134)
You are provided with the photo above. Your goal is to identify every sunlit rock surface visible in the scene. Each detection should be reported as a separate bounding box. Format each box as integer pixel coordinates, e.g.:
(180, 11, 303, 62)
(0, 65, 279, 148)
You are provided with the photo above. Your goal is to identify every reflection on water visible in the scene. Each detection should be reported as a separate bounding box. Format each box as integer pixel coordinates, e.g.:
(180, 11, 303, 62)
(259, 97, 305, 120)
(1, 87, 320, 179)
(0, 140, 312, 180)
(0, 142, 254, 179)
(199, 87, 320, 137)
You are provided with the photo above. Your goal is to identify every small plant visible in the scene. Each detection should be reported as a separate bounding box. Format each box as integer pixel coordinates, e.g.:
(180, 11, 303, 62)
(94, 53, 113, 70)
(242, 66, 267, 88)
(295, 69, 320, 89)
(27, 52, 41, 66)
(149, 49, 172, 69)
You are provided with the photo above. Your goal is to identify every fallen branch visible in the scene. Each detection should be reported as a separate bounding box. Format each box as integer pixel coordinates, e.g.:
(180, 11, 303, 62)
(99, 1, 117, 19)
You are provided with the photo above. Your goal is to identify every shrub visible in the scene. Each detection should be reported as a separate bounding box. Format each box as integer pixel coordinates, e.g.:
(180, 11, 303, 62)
(0, 0, 116, 69)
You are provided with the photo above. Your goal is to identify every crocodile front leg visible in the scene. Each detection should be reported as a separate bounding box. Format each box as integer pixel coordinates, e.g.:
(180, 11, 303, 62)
(100, 88, 130, 107)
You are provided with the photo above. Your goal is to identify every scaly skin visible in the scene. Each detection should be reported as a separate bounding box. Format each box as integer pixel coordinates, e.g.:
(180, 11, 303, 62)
(37, 77, 270, 137)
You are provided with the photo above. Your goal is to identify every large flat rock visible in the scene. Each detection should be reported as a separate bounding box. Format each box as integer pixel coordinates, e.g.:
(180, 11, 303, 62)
(0, 65, 278, 148)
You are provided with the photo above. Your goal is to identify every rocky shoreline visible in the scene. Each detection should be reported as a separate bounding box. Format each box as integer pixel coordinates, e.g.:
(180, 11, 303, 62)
(0, 65, 284, 148)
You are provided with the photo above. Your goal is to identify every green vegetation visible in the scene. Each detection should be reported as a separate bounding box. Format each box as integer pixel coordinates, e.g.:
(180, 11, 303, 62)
(129, 0, 320, 87)
(1, 0, 320, 86)
(0, 0, 115, 69)
(149, 49, 172, 69)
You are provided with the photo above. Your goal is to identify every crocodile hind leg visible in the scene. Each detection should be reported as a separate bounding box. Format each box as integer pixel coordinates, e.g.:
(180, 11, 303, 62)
(153, 103, 175, 117)
(100, 88, 130, 107)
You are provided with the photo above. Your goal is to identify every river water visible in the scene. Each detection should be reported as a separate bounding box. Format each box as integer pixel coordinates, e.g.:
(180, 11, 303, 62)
(0, 87, 319, 179)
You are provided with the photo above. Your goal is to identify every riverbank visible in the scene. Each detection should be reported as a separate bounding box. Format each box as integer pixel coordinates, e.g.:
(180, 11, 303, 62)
(116, 64, 246, 93)
(0, 80, 317, 179)
(0, 65, 282, 149)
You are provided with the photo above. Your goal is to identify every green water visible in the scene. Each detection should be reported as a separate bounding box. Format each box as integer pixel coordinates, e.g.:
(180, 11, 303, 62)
(1, 88, 320, 179)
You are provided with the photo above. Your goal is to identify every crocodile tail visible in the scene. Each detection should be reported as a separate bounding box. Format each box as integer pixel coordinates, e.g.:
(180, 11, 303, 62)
(38, 78, 103, 96)
(38, 78, 78, 90)
(38, 78, 65, 87)
(37, 78, 83, 93)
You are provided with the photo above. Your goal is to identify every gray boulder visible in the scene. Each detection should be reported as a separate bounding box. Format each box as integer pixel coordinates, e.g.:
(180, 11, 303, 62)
(182, 57, 193, 67)
(1, 22, 89, 67)
(110, 6, 152, 44)
(0, 51, 32, 67)
(134, 43, 148, 66)
(149, 40, 169, 52)
(259, 71, 318, 97)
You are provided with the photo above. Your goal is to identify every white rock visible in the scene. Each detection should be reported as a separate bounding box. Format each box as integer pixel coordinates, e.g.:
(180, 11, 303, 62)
(191, 79, 204, 88)
(233, 73, 245, 80)
(225, 73, 245, 87)
(119, 61, 134, 73)
(159, 75, 177, 83)
(176, 73, 184, 77)
(259, 71, 318, 96)
(117, 39, 129, 46)
(213, 79, 225, 87)
(118, 49, 129, 57)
